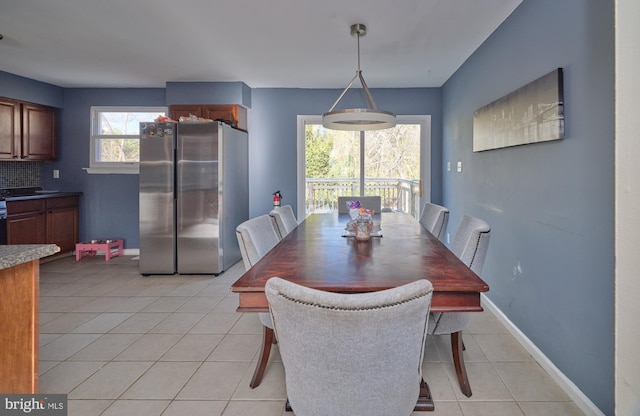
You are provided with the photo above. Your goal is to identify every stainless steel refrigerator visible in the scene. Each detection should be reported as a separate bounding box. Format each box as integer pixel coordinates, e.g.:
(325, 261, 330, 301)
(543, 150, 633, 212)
(139, 121, 248, 275)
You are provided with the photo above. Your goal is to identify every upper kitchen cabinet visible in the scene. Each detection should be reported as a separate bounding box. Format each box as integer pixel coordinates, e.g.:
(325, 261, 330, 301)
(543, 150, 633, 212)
(0, 97, 57, 161)
(170, 104, 247, 131)
(0, 98, 20, 159)
(22, 103, 57, 160)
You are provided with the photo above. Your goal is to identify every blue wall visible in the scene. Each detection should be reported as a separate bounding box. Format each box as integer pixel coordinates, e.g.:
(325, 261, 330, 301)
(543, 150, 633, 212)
(248, 88, 442, 217)
(0, 81, 440, 248)
(41, 88, 166, 248)
(0, 71, 63, 108)
(441, 0, 614, 413)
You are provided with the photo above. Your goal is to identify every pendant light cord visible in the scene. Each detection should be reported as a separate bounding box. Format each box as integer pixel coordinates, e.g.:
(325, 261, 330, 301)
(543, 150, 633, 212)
(356, 30, 361, 72)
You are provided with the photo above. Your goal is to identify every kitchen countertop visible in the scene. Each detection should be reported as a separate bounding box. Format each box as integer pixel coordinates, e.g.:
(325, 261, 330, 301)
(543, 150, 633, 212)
(3, 191, 83, 202)
(0, 245, 60, 270)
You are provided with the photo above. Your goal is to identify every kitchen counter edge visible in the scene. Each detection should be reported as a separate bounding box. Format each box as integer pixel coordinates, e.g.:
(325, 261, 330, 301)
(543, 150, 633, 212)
(4, 191, 83, 202)
(0, 244, 61, 270)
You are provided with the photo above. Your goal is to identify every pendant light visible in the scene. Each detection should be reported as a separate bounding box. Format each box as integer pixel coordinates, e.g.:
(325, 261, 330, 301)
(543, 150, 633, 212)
(322, 24, 396, 131)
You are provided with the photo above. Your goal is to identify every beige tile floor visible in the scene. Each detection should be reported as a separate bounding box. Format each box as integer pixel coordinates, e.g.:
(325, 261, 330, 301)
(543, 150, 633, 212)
(38, 255, 584, 416)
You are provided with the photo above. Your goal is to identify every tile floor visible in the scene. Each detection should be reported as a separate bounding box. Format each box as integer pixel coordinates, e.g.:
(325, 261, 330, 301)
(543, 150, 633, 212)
(38, 255, 585, 416)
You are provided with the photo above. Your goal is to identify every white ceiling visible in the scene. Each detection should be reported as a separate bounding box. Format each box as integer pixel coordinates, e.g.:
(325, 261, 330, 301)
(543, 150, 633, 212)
(0, 0, 521, 89)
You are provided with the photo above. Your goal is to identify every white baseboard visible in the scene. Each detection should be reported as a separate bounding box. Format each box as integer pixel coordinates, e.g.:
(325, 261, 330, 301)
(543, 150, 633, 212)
(73, 248, 139, 256)
(481, 294, 605, 416)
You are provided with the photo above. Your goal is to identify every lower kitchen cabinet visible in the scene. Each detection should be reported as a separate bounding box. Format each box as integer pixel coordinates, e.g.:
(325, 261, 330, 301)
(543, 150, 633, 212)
(45, 197, 79, 253)
(6, 199, 46, 245)
(7, 196, 79, 253)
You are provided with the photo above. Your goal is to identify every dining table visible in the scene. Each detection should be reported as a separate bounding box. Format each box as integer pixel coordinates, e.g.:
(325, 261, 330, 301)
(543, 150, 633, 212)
(231, 211, 490, 411)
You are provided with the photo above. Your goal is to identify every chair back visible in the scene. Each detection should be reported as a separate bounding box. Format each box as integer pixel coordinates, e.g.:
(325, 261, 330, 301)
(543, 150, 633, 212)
(419, 202, 449, 241)
(269, 205, 298, 239)
(450, 214, 491, 275)
(337, 196, 382, 213)
(266, 277, 433, 416)
(236, 214, 281, 270)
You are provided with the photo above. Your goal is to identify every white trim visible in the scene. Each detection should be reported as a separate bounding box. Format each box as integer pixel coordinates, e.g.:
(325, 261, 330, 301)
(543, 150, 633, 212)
(83, 166, 139, 174)
(296, 115, 317, 221)
(72, 248, 139, 256)
(481, 294, 605, 416)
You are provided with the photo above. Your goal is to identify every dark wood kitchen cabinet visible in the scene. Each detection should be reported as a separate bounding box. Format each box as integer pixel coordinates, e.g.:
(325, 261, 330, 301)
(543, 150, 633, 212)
(45, 197, 79, 253)
(22, 103, 57, 160)
(6, 199, 46, 245)
(7, 196, 79, 254)
(0, 98, 21, 159)
(169, 104, 247, 131)
(0, 97, 57, 161)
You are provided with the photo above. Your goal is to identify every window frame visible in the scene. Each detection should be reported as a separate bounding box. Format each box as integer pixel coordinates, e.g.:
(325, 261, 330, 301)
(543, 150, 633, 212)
(86, 106, 167, 174)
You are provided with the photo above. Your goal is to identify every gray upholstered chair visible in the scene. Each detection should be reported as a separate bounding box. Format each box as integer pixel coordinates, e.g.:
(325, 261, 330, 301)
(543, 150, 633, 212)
(269, 205, 298, 239)
(337, 195, 382, 213)
(266, 277, 433, 416)
(419, 202, 450, 242)
(428, 214, 490, 397)
(235, 214, 282, 389)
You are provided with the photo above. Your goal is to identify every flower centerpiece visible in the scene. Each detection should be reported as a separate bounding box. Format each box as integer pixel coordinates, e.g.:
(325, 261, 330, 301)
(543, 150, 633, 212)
(346, 200, 374, 240)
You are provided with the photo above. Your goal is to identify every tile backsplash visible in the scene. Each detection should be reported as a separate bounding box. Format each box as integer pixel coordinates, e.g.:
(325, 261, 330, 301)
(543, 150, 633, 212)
(0, 161, 41, 189)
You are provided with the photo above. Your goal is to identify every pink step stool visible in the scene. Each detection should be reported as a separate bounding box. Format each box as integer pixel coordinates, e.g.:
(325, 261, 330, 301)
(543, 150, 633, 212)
(76, 239, 123, 262)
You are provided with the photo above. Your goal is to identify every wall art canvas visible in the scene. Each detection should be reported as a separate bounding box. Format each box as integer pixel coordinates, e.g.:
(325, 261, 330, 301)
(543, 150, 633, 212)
(473, 68, 564, 152)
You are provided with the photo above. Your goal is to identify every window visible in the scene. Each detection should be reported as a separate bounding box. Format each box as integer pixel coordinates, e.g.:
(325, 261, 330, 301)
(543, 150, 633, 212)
(87, 106, 167, 174)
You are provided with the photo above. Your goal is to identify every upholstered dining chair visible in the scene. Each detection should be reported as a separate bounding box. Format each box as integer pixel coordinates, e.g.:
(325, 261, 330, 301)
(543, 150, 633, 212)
(269, 205, 298, 239)
(428, 214, 491, 397)
(266, 277, 433, 416)
(235, 214, 282, 389)
(337, 196, 382, 213)
(419, 202, 450, 242)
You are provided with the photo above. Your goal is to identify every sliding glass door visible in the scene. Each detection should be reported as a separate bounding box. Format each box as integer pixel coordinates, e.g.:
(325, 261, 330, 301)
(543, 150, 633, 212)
(297, 116, 429, 218)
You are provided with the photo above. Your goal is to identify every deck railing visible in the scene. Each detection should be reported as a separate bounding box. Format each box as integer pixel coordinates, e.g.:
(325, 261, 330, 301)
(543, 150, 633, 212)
(305, 178, 421, 218)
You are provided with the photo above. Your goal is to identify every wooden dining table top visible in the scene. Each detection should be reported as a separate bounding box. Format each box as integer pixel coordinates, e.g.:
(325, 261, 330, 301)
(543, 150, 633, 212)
(231, 212, 489, 313)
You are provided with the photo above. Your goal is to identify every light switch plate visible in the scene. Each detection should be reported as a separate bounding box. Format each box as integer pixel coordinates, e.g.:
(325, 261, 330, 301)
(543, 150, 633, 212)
(457, 161, 462, 173)
(53, 169, 60, 178)
(447, 162, 451, 172)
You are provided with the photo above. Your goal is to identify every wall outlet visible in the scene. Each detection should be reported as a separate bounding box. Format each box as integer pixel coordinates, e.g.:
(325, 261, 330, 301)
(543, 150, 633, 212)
(447, 161, 451, 172)
(53, 169, 60, 178)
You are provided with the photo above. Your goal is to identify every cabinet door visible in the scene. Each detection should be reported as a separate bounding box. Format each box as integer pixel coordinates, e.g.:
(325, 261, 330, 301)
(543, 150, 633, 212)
(46, 206, 78, 253)
(169, 105, 204, 121)
(0, 98, 20, 160)
(7, 213, 46, 244)
(169, 105, 247, 131)
(202, 105, 247, 131)
(22, 103, 56, 160)
(46, 196, 79, 253)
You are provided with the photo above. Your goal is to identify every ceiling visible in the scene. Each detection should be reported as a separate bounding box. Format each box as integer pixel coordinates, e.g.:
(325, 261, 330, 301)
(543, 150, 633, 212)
(0, 0, 522, 89)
